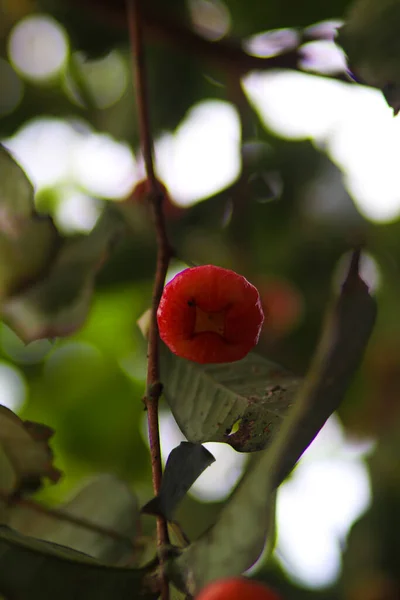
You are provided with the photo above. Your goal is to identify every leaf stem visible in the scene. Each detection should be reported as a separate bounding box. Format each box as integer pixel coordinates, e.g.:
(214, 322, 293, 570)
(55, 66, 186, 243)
(126, 1, 171, 598)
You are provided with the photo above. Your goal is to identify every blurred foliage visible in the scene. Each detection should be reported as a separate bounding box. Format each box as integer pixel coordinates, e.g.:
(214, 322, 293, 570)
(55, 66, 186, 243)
(0, 0, 400, 597)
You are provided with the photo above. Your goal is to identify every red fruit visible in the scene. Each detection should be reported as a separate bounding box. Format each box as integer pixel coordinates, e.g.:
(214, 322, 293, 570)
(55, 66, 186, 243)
(259, 278, 303, 338)
(196, 577, 281, 600)
(129, 178, 184, 220)
(157, 265, 264, 364)
(347, 340, 400, 436)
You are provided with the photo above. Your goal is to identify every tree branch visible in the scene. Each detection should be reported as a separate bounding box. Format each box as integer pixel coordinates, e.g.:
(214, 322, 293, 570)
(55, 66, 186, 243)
(126, 1, 171, 598)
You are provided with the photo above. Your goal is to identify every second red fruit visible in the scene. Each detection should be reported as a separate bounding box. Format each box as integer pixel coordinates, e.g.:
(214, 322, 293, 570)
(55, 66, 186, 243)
(196, 577, 281, 600)
(129, 178, 184, 220)
(157, 265, 264, 364)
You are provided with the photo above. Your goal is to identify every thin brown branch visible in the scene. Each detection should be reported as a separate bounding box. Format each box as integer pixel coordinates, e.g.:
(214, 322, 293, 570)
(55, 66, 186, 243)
(126, 1, 171, 598)
(75, 0, 349, 81)
(140, 9, 301, 74)
(0, 490, 135, 549)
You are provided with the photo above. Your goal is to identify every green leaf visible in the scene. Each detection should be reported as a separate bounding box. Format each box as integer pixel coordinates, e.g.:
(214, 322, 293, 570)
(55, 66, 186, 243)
(168, 252, 377, 596)
(0, 525, 158, 600)
(160, 348, 300, 452)
(10, 474, 140, 565)
(2, 206, 126, 342)
(142, 442, 215, 521)
(0, 145, 58, 300)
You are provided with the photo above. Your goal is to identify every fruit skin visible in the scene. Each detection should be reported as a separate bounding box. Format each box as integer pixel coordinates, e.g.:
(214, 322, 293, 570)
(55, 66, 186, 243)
(195, 577, 281, 600)
(157, 265, 264, 364)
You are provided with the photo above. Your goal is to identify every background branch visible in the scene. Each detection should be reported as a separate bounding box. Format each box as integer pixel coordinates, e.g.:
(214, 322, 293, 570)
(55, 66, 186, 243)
(75, 0, 349, 80)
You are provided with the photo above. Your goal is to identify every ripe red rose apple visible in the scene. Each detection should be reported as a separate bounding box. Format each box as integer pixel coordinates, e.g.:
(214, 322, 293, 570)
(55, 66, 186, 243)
(196, 577, 281, 600)
(129, 178, 184, 220)
(259, 278, 303, 338)
(157, 265, 264, 364)
(347, 340, 400, 436)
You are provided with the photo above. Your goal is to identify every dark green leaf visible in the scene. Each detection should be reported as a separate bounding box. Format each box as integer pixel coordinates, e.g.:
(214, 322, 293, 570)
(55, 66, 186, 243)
(0, 525, 158, 600)
(142, 442, 215, 521)
(169, 252, 376, 596)
(160, 348, 300, 452)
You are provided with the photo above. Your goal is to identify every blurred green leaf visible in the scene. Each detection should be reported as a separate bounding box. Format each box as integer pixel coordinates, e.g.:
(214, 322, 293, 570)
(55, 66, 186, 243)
(10, 474, 139, 565)
(48, 363, 148, 477)
(0, 404, 61, 500)
(2, 207, 126, 342)
(0, 525, 158, 600)
(170, 583, 189, 600)
(160, 347, 300, 452)
(169, 253, 376, 596)
(0, 145, 59, 299)
(0, 145, 34, 216)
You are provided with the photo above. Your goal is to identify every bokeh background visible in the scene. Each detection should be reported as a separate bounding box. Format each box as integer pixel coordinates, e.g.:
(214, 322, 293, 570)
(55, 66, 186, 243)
(1, 0, 400, 597)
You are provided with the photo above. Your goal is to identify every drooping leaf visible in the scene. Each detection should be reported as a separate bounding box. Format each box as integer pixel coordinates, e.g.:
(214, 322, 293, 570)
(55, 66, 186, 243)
(2, 206, 126, 342)
(168, 252, 377, 596)
(0, 404, 61, 501)
(268, 253, 377, 489)
(142, 442, 215, 521)
(0, 144, 59, 300)
(0, 525, 158, 600)
(10, 474, 139, 565)
(160, 348, 300, 452)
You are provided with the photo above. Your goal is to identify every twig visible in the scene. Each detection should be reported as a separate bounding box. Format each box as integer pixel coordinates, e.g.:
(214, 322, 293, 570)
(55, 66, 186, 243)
(126, 1, 171, 598)
(73, 0, 349, 81)
(0, 490, 135, 549)
(139, 8, 301, 75)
